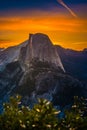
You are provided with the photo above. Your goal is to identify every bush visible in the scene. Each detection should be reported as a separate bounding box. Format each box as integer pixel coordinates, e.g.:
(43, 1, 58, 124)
(0, 95, 60, 130)
(59, 96, 87, 130)
(0, 95, 87, 130)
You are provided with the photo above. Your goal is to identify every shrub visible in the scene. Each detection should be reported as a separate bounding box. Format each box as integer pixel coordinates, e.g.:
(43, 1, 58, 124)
(0, 95, 87, 130)
(0, 95, 60, 130)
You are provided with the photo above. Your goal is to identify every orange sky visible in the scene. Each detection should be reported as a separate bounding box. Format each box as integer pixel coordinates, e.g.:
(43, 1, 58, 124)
(0, 10, 87, 50)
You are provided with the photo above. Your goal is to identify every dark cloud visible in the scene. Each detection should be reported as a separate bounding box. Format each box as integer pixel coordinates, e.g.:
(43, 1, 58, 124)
(0, 0, 55, 11)
(0, 19, 20, 24)
(0, 0, 86, 11)
(0, 39, 11, 43)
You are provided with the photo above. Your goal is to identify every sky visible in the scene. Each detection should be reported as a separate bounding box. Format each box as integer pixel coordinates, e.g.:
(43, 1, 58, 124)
(0, 0, 87, 50)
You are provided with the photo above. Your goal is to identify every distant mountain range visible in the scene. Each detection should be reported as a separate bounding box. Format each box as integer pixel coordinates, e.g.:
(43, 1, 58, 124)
(0, 33, 87, 112)
(56, 45, 87, 82)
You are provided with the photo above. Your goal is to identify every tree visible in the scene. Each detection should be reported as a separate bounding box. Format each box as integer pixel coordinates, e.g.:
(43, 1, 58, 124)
(0, 95, 60, 130)
(60, 96, 87, 130)
(0, 95, 87, 130)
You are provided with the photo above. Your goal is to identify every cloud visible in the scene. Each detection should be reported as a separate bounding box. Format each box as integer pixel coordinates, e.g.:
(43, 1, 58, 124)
(0, 8, 86, 49)
(57, 0, 77, 18)
(72, 41, 87, 45)
(0, 39, 11, 43)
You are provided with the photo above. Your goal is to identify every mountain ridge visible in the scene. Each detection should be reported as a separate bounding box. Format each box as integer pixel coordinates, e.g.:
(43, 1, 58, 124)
(55, 45, 87, 82)
(0, 33, 86, 112)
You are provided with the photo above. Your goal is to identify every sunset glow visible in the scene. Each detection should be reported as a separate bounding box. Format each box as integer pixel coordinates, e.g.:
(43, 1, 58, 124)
(0, 1, 87, 50)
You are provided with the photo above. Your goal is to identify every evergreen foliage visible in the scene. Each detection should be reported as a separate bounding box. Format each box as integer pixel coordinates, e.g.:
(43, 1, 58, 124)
(0, 95, 87, 130)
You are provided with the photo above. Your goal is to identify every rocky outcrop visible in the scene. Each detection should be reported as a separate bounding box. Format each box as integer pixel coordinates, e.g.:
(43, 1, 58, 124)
(14, 59, 84, 107)
(23, 33, 65, 72)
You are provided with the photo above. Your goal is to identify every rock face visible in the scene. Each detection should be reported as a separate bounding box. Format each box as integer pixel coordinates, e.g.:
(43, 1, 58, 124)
(15, 60, 83, 107)
(21, 33, 65, 72)
(0, 41, 28, 69)
(0, 33, 86, 112)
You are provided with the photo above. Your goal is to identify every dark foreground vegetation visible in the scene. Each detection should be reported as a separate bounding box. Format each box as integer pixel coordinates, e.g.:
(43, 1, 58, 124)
(0, 95, 87, 130)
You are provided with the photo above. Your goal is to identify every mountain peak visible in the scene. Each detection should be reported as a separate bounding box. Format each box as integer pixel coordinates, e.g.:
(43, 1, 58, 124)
(24, 33, 65, 72)
(28, 33, 52, 46)
(29, 33, 50, 38)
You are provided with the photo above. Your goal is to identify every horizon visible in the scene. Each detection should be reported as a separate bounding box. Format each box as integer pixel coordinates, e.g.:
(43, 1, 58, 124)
(0, 32, 87, 52)
(0, 0, 87, 50)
